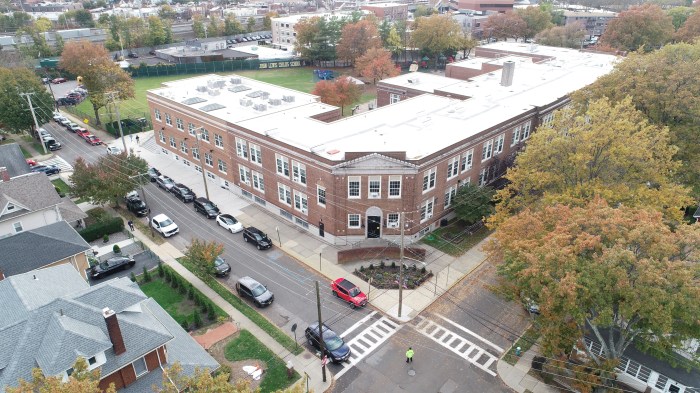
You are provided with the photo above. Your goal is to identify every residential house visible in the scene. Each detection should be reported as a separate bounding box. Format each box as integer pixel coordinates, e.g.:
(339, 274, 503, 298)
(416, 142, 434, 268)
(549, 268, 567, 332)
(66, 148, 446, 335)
(0, 144, 32, 179)
(0, 221, 91, 280)
(361, 3, 408, 21)
(0, 264, 219, 392)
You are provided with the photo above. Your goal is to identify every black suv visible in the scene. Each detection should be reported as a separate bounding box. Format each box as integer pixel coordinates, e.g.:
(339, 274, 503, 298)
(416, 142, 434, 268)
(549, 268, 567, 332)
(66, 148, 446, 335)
(126, 195, 150, 217)
(304, 322, 352, 363)
(213, 256, 231, 277)
(193, 197, 219, 218)
(147, 167, 160, 182)
(90, 256, 136, 279)
(171, 183, 196, 202)
(242, 227, 271, 250)
(235, 276, 274, 307)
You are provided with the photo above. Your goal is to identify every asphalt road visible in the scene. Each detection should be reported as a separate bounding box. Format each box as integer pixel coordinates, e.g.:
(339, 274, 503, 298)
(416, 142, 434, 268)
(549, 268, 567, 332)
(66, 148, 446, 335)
(88, 250, 161, 285)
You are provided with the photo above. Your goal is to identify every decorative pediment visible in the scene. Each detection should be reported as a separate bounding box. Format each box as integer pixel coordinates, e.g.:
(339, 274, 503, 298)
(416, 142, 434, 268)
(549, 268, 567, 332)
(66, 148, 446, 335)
(0, 197, 30, 218)
(332, 153, 418, 175)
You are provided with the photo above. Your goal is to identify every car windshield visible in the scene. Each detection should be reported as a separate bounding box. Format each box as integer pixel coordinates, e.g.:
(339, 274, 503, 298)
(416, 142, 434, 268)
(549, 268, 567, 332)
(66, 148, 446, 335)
(134, 201, 146, 208)
(214, 257, 225, 267)
(224, 216, 237, 224)
(98, 262, 110, 270)
(324, 334, 344, 351)
(251, 284, 267, 297)
(160, 218, 173, 226)
(253, 234, 262, 241)
(349, 287, 361, 297)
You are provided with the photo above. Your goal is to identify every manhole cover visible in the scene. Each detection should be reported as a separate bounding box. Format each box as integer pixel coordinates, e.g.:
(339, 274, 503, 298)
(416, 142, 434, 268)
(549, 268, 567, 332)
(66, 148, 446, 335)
(408, 369, 416, 377)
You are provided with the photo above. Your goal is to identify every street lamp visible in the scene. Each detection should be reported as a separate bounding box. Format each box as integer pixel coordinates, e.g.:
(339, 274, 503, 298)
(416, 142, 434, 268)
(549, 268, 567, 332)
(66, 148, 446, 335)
(185, 127, 211, 200)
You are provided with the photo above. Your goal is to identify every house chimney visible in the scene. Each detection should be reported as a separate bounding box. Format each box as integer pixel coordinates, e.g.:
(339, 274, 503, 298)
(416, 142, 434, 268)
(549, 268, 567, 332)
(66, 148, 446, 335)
(500, 60, 515, 87)
(0, 268, 5, 281)
(103, 307, 126, 355)
(0, 167, 9, 182)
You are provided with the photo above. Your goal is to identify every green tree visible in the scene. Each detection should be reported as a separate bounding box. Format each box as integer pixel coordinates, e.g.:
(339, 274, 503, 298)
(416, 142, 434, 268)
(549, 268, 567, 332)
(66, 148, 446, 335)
(452, 183, 494, 224)
(184, 238, 224, 276)
(600, 3, 674, 52)
(487, 198, 700, 385)
(483, 12, 527, 41)
(516, 6, 553, 39)
(193, 15, 206, 38)
(457, 32, 477, 59)
(491, 97, 691, 225)
(208, 14, 222, 37)
(158, 4, 178, 20)
(69, 153, 149, 207)
(378, 19, 391, 45)
(534, 22, 586, 48)
(538, 0, 564, 25)
(0, 67, 54, 134)
(34, 17, 52, 33)
(385, 25, 403, 59)
(54, 34, 65, 55)
(246, 16, 255, 33)
(8, 358, 117, 393)
(411, 15, 461, 67)
(666, 6, 695, 30)
(224, 15, 243, 36)
(145, 16, 171, 46)
(413, 5, 433, 18)
(674, 7, 700, 42)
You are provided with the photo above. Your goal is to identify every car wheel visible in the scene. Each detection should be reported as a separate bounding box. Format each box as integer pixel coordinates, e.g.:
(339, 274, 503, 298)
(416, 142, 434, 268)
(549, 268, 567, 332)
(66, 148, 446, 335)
(257, 244, 262, 250)
(229, 228, 233, 233)
(244, 236, 248, 243)
(332, 290, 338, 297)
(350, 302, 357, 309)
(236, 288, 242, 296)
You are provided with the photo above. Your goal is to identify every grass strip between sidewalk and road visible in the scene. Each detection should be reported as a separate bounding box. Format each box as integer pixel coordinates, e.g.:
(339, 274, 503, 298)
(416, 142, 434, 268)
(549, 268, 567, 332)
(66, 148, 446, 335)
(178, 257, 303, 355)
(503, 324, 541, 365)
(225, 329, 300, 393)
(51, 178, 71, 196)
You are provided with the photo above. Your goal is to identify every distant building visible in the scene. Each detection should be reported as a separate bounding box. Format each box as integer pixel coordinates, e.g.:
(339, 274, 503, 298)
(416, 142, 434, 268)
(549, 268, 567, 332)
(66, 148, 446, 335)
(563, 9, 617, 38)
(271, 12, 352, 47)
(361, 3, 408, 21)
(456, 0, 513, 13)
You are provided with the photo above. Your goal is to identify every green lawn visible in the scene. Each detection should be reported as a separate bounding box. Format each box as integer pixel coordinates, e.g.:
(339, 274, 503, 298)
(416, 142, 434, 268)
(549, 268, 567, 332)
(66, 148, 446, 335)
(22, 135, 44, 156)
(225, 330, 300, 393)
(421, 224, 492, 256)
(51, 178, 71, 196)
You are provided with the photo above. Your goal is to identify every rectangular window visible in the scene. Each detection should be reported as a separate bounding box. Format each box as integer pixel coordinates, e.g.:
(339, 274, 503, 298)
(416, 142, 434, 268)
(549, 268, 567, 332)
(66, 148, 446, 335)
(447, 156, 459, 179)
(276, 154, 289, 176)
(444, 186, 458, 208)
(522, 121, 532, 139)
(192, 147, 199, 160)
(169, 136, 176, 148)
(236, 138, 248, 159)
(461, 149, 473, 172)
(387, 213, 399, 228)
(278, 183, 291, 205)
(368, 176, 381, 198)
(348, 176, 360, 198)
(250, 144, 262, 165)
(239, 165, 250, 184)
(165, 113, 172, 126)
(176, 117, 183, 131)
(317, 186, 326, 206)
(422, 168, 436, 192)
(154, 108, 161, 121)
(512, 126, 521, 146)
(159, 130, 165, 143)
(479, 167, 488, 186)
(188, 122, 196, 135)
(132, 357, 147, 377)
(294, 191, 308, 213)
(215, 133, 224, 148)
(389, 176, 401, 197)
(494, 134, 505, 155)
(204, 152, 213, 166)
(541, 113, 554, 127)
(218, 159, 227, 173)
(348, 214, 361, 228)
(252, 171, 264, 191)
(180, 140, 188, 154)
(13, 222, 23, 233)
(292, 161, 307, 185)
(390, 93, 400, 104)
(420, 198, 434, 222)
(461, 177, 471, 187)
(201, 129, 210, 142)
(481, 139, 493, 161)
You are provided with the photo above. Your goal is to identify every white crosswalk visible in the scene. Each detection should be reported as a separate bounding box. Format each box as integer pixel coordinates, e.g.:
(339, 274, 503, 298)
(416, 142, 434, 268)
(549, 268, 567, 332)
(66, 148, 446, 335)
(40, 156, 73, 172)
(414, 316, 500, 376)
(334, 316, 401, 379)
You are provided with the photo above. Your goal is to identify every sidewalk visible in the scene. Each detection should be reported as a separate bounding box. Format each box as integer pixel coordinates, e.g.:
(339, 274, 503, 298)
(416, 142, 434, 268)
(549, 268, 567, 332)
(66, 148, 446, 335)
(129, 225, 332, 393)
(497, 344, 559, 393)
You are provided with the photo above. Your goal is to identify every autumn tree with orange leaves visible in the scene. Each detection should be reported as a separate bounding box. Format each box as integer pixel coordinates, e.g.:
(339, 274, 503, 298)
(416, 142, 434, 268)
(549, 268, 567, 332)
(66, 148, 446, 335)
(354, 47, 400, 84)
(483, 12, 527, 41)
(336, 19, 382, 65)
(599, 3, 674, 52)
(312, 77, 362, 116)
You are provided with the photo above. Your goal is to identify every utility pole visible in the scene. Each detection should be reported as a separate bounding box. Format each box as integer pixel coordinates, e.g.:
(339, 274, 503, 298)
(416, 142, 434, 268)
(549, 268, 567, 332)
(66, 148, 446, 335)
(129, 173, 153, 237)
(194, 128, 211, 200)
(106, 92, 128, 155)
(315, 281, 327, 382)
(20, 92, 48, 155)
(398, 212, 404, 318)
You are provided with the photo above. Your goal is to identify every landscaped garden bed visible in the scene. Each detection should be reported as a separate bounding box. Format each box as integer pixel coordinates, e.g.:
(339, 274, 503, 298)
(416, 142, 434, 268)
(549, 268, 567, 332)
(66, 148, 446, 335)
(354, 260, 433, 289)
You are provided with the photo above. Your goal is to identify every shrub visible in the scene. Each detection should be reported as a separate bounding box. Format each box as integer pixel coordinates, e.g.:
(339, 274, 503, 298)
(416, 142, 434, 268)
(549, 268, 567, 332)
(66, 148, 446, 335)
(113, 244, 121, 254)
(129, 272, 136, 282)
(368, 263, 374, 270)
(103, 234, 109, 243)
(171, 274, 180, 289)
(194, 293, 203, 306)
(78, 217, 124, 242)
(380, 260, 386, 268)
(193, 311, 202, 328)
(200, 299, 208, 313)
(164, 268, 172, 282)
(359, 265, 365, 272)
(214, 365, 232, 382)
(421, 266, 427, 274)
(143, 266, 152, 282)
(391, 261, 396, 268)
(207, 302, 216, 320)
(187, 285, 195, 300)
(180, 320, 189, 331)
(157, 262, 165, 277)
(88, 257, 99, 268)
(178, 279, 188, 294)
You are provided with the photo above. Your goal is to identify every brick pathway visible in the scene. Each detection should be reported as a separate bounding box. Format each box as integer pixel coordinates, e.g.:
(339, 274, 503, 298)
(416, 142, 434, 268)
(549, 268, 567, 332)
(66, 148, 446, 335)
(192, 321, 238, 350)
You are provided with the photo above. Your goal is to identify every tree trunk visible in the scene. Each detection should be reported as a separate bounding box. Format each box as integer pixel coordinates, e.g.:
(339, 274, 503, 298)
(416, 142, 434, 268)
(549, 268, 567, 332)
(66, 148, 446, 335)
(92, 103, 101, 125)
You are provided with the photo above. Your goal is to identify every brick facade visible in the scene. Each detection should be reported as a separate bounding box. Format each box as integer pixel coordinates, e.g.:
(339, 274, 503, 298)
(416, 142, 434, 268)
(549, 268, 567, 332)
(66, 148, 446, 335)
(98, 346, 166, 391)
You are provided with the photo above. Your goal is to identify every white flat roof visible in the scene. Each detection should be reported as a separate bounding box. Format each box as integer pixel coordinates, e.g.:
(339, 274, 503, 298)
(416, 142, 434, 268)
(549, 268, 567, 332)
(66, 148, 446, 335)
(233, 45, 295, 60)
(362, 2, 406, 7)
(151, 42, 618, 163)
(272, 12, 350, 24)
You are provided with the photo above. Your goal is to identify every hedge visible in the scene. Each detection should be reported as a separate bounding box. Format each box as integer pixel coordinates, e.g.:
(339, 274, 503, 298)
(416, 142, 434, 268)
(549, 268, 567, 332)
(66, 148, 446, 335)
(79, 217, 124, 242)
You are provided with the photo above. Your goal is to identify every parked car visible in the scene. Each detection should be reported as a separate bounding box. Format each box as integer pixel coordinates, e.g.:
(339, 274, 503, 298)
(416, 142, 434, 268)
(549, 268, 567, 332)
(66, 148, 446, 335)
(106, 146, 122, 155)
(58, 118, 71, 127)
(147, 167, 161, 182)
(235, 276, 274, 307)
(52, 113, 66, 123)
(26, 159, 37, 166)
(31, 164, 60, 175)
(126, 196, 150, 217)
(148, 50, 156, 56)
(304, 322, 352, 363)
(524, 297, 540, 315)
(38, 128, 51, 140)
(213, 256, 231, 277)
(242, 226, 271, 250)
(155, 175, 176, 191)
(170, 183, 196, 202)
(216, 213, 243, 233)
(127, 52, 139, 58)
(193, 197, 219, 218)
(331, 278, 368, 308)
(85, 135, 102, 145)
(43, 138, 62, 151)
(76, 129, 90, 139)
(90, 255, 135, 279)
(151, 214, 179, 237)
(41, 77, 50, 84)
(52, 77, 67, 84)
(66, 122, 80, 132)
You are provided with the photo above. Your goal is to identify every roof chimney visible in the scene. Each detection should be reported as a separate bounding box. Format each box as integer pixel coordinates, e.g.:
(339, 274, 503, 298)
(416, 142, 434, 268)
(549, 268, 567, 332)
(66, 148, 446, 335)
(500, 60, 515, 87)
(0, 268, 4, 281)
(0, 167, 9, 182)
(103, 307, 126, 355)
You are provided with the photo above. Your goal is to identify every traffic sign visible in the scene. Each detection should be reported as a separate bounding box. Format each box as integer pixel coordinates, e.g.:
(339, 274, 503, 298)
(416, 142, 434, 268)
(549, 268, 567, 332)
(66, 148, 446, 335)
(321, 356, 328, 366)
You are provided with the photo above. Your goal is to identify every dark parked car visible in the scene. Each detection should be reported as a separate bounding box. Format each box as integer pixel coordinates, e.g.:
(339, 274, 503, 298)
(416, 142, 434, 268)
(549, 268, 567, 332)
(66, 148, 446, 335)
(155, 175, 176, 191)
(127, 52, 139, 58)
(126, 195, 150, 217)
(235, 276, 274, 307)
(213, 256, 231, 277)
(52, 77, 67, 84)
(147, 167, 161, 182)
(90, 256, 136, 279)
(242, 226, 271, 250)
(193, 197, 219, 218)
(305, 322, 352, 363)
(31, 164, 60, 175)
(171, 183, 196, 202)
(43, 138, 62, 151)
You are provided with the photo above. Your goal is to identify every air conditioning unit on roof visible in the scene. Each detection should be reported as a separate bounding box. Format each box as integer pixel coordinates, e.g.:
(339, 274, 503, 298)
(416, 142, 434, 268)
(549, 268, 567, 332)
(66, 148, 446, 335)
(208, 89, 220, 96)
(261, 91, 270, 99)
(282, 95, 295, 102)
(196, 85, 207, 92)
(230, 78, 242, 84)
(240, 98, 253, 106)
(269, 98, 281, 106)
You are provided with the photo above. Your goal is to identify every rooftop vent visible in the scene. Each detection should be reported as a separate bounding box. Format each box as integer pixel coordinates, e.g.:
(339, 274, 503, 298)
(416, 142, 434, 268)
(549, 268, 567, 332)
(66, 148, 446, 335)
(230, 77, 242, 84)
(181, 97, 207, 105)
(500, 60, 515, 87)
(240, 98, 253, 107)
(269, 98, 281, 106)
(407, 77, 419, 84)
(253, 104, 267, 111)
(229, 85, 251, 93)
(208, 88, 221, 96)
(196, 85, 208, 92)
(208, 79, 225, 89)
(261, 91, 270, 99)
(246, 91, 263, 98)
(199, 103, 225, 112)
(282, 95, 295, 102)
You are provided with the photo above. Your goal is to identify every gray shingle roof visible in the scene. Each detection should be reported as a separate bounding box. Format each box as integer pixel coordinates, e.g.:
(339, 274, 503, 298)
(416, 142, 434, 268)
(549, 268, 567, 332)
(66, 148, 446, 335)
(0, 221, 91, 277)
(0, 173, 61, 220)
(57, 198, 88, 223)
(0, 144, 31, 179)
(0, 266, 217, 391)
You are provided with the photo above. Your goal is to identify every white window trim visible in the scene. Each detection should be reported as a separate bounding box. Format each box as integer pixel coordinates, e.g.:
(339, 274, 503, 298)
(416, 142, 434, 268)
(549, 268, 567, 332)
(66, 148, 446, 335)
(390, 93, 401, 104)
(348, 214, 361, 229)
(250, 144, 262, 165)
(236, 138, 248, 159)
(154, 108, 161, 121)
(239, 165, 250, 185)
(278, 183, 291, 205)
(165, 113, 172, 126)
(176, 117, 183, 131)
(215, 133, 224, 149)
(204, 152, 213, 167)
(494, 134, 505, 155)
(461, 149, 473, 172)
(317, 186, 326, 207)
(388, 176, 401, 198)
(348, 176, 361, 199)
(292, 161, 307, 186)
(420, 198, 434, 223)
(294, 191, 308, 214)
(13, 221, 23, 233)
(368, 176, 381, 199)
(218, 159, 227, 174)
(447, 156, 459, 179)
(252, 171, 264, 191)
(481, 139, 493, 162)
(276, 154, 290, 177)
(422, 168, 436, 193)
(387, 213, 399, 228)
